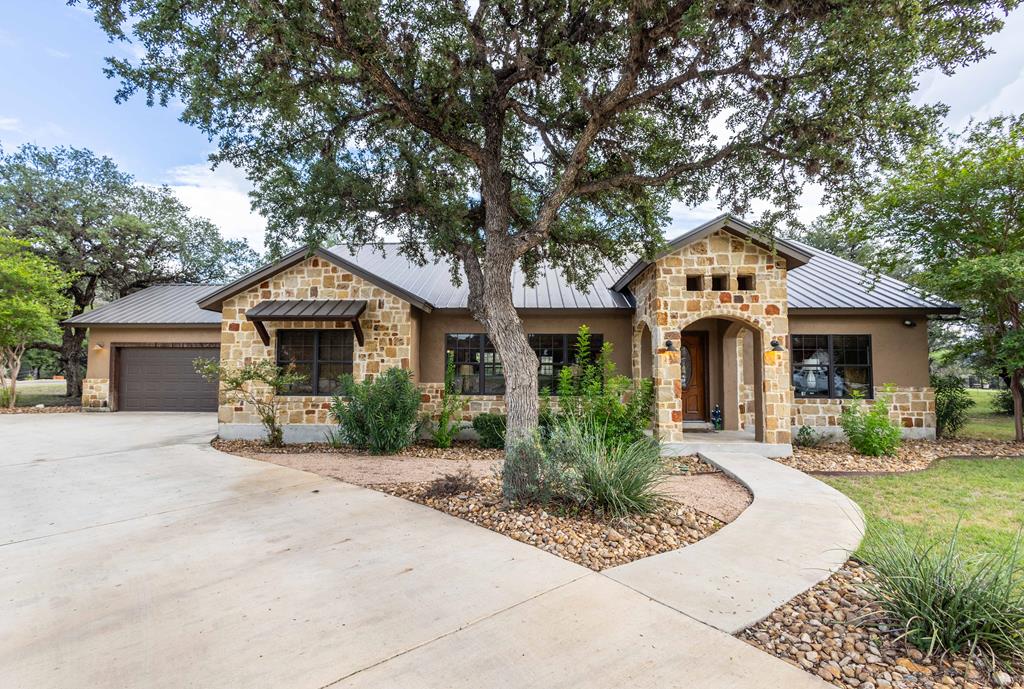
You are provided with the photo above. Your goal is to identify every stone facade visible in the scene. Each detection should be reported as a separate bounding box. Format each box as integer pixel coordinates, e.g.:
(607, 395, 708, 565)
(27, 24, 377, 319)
(792, 386, 936, 439)
(218, 256, 414, 428)
(629, 230, 793, 444)
(418, 383, 507, 422)
(81, 378, 110, 410)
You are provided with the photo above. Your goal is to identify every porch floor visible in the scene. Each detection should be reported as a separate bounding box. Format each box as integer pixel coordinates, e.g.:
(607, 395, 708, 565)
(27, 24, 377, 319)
(662, 429, 793, 458)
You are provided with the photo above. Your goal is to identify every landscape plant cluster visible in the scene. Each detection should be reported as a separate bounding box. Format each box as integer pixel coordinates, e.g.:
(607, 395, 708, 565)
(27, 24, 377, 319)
(839, 388, 903, 457)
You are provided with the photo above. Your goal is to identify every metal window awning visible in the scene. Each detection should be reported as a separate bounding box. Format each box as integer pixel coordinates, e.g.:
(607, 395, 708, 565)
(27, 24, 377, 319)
(245, 299, 367, 346)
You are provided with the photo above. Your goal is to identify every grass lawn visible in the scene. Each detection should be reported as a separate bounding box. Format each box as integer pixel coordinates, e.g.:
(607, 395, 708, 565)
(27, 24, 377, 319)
(959, 388, 1016, 441)
(11, 379, 76, 407)
(823, 457, 1024, 560)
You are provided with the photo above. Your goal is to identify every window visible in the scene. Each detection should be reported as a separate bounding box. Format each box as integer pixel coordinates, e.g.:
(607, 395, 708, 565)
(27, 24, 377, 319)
(445, 332, 603, 395)
(791, 334, 872, 399)
(686, 275, 704, 291)
(737, 274, 755, 291)
(276, 330, 354, 396)
(711, 274, 728, 291)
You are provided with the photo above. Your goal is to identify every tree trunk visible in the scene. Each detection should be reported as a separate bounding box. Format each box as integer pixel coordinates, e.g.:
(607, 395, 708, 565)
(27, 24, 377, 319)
(61, 327, 87, 399)
(1011, 371, 1024, 442)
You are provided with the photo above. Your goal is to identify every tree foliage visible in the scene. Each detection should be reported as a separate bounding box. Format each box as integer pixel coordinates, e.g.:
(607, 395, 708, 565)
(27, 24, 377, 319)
(0, 144, 260, 396)
(0, 233, 72, 408)
(848, 116, 1024, 440)
(80, 0, 1017, 441)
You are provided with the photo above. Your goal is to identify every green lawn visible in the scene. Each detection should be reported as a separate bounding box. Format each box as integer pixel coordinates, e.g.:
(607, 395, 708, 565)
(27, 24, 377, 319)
(824, 457, 1024, 560)
(959, 388, 1016, 441)
(11, 379, 76, 407)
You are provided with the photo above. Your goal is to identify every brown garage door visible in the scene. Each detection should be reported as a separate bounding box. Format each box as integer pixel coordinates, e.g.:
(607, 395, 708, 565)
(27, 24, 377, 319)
(117, 347, 220, 411)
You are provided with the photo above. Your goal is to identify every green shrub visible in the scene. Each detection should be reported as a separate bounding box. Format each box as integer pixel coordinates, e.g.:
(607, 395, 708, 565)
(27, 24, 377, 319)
(862, 523, 1024, 663)
(931, 374, 975, 438)
(502, 434, 565, 504)
(431, 352, 465, 448)
(547, 416, 666, 517)
(329, 368, 421, 454)
(993, 387, 1016, 416)
(840, 389, 902, 456)
(794, 424, 825, 448)
(472, 412, 507, 448)
(555, 325, 654, 446)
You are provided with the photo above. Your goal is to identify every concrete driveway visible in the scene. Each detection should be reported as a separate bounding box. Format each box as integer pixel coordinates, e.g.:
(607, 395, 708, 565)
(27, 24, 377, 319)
(0, 413, 827, 689)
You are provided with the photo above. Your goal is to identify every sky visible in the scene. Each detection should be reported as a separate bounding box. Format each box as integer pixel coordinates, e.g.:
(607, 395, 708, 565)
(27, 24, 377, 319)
(2, 2, 1023, 250)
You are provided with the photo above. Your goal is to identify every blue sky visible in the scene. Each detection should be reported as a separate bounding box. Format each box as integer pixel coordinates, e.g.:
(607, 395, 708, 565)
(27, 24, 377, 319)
(2, 1, 1023, 250)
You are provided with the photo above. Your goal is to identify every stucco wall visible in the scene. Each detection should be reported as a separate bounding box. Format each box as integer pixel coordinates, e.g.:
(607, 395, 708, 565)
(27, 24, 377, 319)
(218, 255, 415, 427)
(81, 325, 221, 409)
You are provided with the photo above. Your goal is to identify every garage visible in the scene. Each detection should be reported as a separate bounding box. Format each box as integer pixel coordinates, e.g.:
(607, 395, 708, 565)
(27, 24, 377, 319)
(117, 346, 220, 411)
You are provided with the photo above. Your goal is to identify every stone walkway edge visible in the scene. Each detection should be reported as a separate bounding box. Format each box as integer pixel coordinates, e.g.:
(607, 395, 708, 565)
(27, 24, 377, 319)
(603, 451, 865, 634)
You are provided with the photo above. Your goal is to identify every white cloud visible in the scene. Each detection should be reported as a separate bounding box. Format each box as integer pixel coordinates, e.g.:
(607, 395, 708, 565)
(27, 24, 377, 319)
(162, 162, 268, 251)
(0, 117, 20, 132)
(44, 47, 70, 59)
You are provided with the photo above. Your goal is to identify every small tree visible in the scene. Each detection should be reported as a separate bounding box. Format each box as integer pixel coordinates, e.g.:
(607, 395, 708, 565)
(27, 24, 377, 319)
(850, 116, 1024, 441)
(194, 358, 306, 447)
(431, 352, 466, 448)
(0, 234, 72, 408)
(931, 374, 975, 438)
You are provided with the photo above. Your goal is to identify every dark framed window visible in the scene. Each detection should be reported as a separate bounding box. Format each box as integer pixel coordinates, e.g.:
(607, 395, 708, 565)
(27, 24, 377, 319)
(791, 334, 872, 399)
(276, 329, 354, 396)
(444, 332, 603, 395)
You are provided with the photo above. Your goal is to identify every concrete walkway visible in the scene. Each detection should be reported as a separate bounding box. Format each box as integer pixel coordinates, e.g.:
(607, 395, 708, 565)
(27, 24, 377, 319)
(0, 414, 832, 688)
(606, 451, 865, 633)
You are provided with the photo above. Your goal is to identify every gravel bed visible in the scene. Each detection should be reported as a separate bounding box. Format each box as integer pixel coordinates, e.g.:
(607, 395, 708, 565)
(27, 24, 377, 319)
(665, 453, 721, 475)
(741, 561, 1023, 689)
(212, 438, 502, 462)
(781, 439, 1024, 474)
(376, 476, 723, 571)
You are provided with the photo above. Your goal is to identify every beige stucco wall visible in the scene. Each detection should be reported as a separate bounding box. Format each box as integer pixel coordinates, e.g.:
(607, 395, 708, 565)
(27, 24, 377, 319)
(219, 255, 416, 427)
(81, 325, 221, 409)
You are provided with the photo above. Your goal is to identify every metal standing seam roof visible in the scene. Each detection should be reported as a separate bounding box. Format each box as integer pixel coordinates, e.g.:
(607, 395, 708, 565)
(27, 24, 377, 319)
(246, 299, 367, 320)
(62, 284, 224, 327)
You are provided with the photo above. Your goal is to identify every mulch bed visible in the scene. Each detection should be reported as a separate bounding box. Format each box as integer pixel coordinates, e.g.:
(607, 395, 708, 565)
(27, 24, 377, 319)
(376, 476, 723, 571)
(741, 560, 1023, 689)
(211, 438, 502, 463)
(781, 439, 1024, 475)
(0, 406, 80, 414)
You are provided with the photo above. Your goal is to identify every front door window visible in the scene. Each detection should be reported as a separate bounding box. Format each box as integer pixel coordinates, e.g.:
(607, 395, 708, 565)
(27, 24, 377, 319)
(680, 345, 692, 389)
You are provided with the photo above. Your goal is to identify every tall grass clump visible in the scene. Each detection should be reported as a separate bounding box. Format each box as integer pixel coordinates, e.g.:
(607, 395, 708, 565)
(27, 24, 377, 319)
(546, 417, 666, 517)
(861, 523, 1024, 664)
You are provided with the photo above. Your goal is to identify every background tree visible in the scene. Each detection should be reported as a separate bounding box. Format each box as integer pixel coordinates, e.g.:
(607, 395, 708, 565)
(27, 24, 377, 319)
(848, 115, 1024, 441)
(0, 144, 260, 397)
(0, 233, 72, 408)
(82, 0, 1016, 448)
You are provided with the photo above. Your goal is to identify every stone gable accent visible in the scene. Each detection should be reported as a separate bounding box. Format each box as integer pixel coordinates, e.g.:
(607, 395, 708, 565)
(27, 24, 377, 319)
(628, 230, 793, 444)
(218, 256, 415, 426)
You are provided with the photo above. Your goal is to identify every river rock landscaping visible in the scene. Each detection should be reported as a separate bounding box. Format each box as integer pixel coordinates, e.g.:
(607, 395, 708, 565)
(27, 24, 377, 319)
(375, 475, 723, 570)
(212, 437, 502, 462)
(781, 439, 1024, 474)
(741, 560, 1023, 689)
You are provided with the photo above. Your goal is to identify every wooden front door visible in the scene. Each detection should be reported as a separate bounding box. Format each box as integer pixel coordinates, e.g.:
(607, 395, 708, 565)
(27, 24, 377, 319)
(679, 333, 707, 421)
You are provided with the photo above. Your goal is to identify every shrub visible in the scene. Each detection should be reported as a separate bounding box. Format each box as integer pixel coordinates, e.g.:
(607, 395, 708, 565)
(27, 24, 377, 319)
(329, 367, 421, 454)
(546, 416, 666, 517)
(194, 358, 306, 447)
(840, 389, 902, 456)
(931, 374, 975, 438)
(501, 433, 565, 504)
(862, 523, 1024, 663)
(993, 387, 1016, 416)
(472, 412, 506, 449)
(555, 325, 654, 447)
(423, 467, 478, 499)
(431, 352, 465, 448)
(794, 424, 825, 448)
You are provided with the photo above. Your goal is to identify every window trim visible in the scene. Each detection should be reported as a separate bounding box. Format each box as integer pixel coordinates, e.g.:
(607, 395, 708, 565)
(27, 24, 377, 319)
(791, 334, 873, 400)
(275, 328, 355, 396)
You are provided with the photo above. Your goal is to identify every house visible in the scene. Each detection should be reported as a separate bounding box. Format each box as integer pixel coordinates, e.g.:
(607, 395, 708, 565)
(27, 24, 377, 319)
(66, 214, 957, 453)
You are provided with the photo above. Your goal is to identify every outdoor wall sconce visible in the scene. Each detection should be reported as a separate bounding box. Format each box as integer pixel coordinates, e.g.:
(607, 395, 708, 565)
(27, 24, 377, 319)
(93, 343, 104, 350)
(902, 319, 917, 328)
(664, 340, 675, 351)
(770, 339, 785, 352)
(764, 339, 785, 365)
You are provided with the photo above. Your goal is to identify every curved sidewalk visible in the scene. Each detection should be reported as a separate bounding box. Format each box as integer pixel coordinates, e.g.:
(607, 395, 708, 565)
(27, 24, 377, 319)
(604, 451, 865, 634)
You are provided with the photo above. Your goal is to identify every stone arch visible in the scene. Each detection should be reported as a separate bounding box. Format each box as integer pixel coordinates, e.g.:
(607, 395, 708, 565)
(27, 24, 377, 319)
(633, 318, 655, 381)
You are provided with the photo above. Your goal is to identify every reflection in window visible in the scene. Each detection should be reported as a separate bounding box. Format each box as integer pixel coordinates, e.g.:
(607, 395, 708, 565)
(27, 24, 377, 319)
(791, 334, 872, 399)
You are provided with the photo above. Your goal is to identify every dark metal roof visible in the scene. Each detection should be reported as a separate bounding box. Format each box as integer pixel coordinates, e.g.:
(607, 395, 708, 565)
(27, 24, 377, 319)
(786, 240, 959, 313)
(246, 299, 367, 320)
(63, 285, 223, 327)
(328, 244, 634, 310)
(612, 214, 812, 291)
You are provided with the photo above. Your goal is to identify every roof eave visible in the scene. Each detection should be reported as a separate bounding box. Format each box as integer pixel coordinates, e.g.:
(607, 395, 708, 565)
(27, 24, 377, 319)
(788, 305, 961, 316)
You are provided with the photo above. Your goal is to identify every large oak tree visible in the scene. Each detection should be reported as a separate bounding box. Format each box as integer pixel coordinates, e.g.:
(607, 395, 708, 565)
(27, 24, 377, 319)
(0, 145, 259, 397)
(81, 0, 1016, 443)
